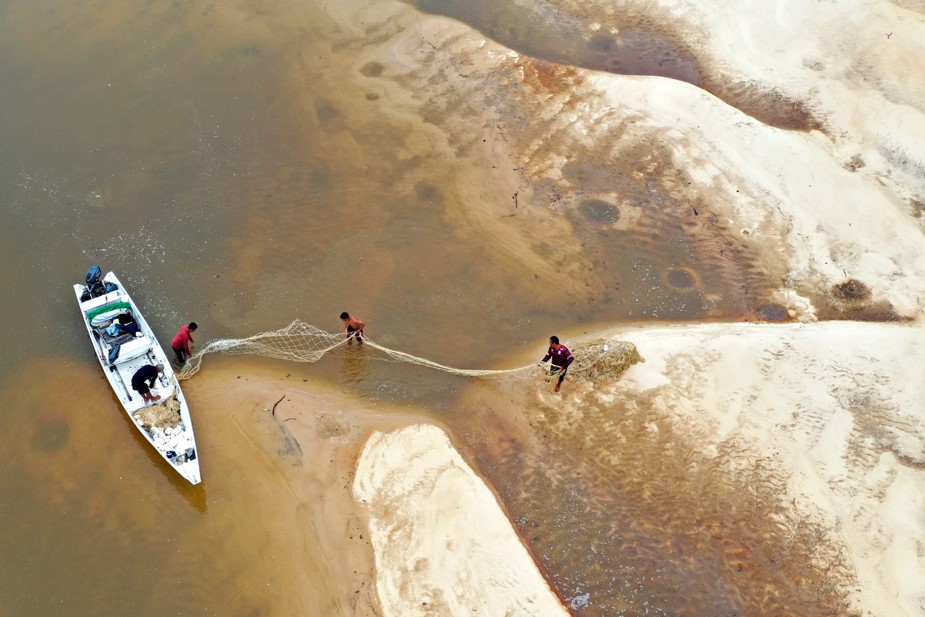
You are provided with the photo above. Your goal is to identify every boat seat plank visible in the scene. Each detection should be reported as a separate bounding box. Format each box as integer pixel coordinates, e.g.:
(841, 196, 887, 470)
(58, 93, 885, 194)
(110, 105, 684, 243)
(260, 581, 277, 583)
(79, 291, 122, 311)
(113, 335, 154, 364)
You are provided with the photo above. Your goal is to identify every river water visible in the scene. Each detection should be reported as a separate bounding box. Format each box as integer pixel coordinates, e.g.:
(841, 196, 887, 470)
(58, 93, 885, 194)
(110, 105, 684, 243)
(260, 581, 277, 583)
(0, 1, 852, 615)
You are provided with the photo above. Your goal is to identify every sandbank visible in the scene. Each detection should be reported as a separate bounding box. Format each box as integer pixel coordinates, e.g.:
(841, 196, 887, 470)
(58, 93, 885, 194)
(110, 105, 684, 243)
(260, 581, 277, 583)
(613, 320, 925, 616)
(181, 360, 568, 616)
(353, 424, 568, 616)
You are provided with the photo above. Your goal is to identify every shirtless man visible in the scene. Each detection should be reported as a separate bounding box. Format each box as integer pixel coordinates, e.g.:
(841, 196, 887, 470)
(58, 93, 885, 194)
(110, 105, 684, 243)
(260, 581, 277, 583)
(340, 312, 366, 345)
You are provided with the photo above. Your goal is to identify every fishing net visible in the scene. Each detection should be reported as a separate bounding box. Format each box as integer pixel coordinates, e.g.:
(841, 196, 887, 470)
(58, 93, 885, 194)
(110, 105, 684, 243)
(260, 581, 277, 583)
(176, 320, 643, 385)
(567, 340, 644, 385)
(133, 396, 181, 429)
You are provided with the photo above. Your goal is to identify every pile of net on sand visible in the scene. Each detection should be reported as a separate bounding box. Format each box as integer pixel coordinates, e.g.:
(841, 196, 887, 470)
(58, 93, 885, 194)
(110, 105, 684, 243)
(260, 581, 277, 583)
(568, 340, 644, 384)
(177, 319, 643, 386)
(133, 397, 181, 429)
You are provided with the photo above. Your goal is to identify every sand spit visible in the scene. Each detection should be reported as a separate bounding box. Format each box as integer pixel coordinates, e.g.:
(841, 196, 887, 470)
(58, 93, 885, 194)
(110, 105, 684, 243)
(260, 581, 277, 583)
(179, 362, 569, 616)
(615, 321, 925, 616)
(353, 424, 569, 617)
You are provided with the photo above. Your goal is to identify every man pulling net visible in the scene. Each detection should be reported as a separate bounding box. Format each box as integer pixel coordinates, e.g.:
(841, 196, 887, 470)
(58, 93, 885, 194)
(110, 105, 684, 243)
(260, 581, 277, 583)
(176, 319, 642, 386)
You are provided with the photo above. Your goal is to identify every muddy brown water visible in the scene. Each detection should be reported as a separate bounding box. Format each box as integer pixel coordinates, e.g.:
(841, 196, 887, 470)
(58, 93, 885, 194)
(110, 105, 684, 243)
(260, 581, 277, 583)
(1, 0, 854, 615)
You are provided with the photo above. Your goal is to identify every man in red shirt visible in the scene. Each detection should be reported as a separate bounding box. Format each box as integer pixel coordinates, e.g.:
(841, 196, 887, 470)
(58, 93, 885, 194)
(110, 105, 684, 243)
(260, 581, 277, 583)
(538, 335, 574, 392)
(171, 322, 198, 366)
(340, 312, 366, 345)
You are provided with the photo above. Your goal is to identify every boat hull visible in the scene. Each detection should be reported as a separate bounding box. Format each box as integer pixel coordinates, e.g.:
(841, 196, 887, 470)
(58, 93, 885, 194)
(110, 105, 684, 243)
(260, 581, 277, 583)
(74, 272, 201, 485)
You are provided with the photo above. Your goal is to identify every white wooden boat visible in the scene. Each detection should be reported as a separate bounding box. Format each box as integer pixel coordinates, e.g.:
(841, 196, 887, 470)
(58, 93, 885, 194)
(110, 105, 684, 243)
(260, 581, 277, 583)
(74, 269, 201, 485)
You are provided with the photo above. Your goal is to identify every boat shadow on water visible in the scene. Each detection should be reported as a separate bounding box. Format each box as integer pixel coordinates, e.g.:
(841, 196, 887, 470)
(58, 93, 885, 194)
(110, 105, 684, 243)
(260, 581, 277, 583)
(109, 387, 208, 514)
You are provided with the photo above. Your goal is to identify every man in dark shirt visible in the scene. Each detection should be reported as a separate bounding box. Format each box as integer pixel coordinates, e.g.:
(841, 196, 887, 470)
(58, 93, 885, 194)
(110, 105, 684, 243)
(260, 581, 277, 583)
(113, 312, 139, 337)
(538, 335, 574, 392)
(131, 363, 164, 403)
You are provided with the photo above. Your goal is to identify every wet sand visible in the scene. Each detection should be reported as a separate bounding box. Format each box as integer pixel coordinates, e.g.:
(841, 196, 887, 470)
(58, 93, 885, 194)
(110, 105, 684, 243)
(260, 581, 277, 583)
(179, 359, 569, 615)
(615, 321, 925, 615)
(179, 361, 398, 616)
(176, 320, 925, 616)
(354, 424, 568, 616)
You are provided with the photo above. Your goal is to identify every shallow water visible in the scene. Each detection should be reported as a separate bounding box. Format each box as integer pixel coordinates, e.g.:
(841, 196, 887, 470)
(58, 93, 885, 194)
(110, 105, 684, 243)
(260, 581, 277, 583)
(403, 0, 820, 130)
(0, 0, 851, 615)
(454, 378, 856, 615)
(0, 359, 310, 615)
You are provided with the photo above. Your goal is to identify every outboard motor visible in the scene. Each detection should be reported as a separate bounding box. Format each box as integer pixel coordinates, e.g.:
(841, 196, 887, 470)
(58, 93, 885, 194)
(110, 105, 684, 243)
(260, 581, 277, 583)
(86, 265, 102, 286)
(85, 265, 106, 299)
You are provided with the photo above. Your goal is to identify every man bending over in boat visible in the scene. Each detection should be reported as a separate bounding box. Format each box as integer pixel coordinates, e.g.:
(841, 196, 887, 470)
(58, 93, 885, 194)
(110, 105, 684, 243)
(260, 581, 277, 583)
(132, 363, 164, 404)
(171, 322, 198, 366)
(340, 312, 365, 345)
